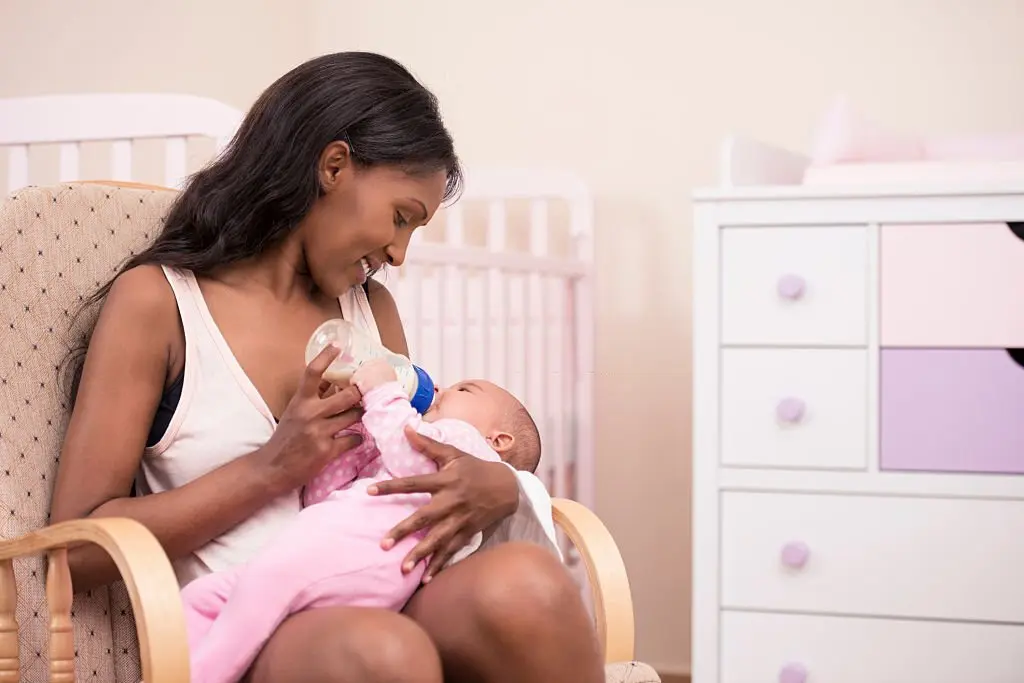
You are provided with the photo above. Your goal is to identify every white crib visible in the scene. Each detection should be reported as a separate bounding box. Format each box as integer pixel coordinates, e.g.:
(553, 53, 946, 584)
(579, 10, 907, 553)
(0, 93, 595, 509)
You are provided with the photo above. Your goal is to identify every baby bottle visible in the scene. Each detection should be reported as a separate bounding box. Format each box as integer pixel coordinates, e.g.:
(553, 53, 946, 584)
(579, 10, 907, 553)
(305, 318, 436, 415)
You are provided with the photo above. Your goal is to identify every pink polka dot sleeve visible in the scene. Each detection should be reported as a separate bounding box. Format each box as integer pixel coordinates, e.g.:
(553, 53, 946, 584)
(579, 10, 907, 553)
(360, 383, 438, 478)
(301, 426, 368, 506)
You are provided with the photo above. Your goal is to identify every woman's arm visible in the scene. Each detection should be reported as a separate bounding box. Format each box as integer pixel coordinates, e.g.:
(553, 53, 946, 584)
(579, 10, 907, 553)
(50, 266, 361, 591)
(366, 279, 411, 357)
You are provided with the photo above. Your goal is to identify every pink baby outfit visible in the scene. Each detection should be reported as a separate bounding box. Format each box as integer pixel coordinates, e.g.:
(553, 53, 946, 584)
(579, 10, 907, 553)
(181, 382, 501, 683)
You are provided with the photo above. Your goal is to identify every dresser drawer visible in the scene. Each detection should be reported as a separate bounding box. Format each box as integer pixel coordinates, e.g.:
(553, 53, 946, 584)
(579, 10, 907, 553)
(881, 348, 1024, 474)
(720, 226, 868, 346)
(881, 222, 1024, 347)
(721, 492, 1024, 623)
(722, 611, 1024, 683)
(721, 348, 867, 469)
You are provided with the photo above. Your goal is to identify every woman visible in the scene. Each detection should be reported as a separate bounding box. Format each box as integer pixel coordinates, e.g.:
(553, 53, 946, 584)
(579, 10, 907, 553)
(49, 52, 604, 683)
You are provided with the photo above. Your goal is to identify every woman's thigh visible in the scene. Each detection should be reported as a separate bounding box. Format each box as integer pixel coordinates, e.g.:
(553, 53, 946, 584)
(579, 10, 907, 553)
(402, 541, 604, 683)
(244, 605, 442, 683)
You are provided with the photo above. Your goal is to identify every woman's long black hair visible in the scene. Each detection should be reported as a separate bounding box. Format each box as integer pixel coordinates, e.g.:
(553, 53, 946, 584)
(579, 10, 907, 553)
(63, 52, 463, 401)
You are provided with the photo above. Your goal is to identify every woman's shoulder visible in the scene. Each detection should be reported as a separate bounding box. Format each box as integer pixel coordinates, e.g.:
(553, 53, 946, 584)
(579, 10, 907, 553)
(363, 279, 409, 356)
(364, 279, 400, 323)
(98, 265, 184, 351)
(105, 264, 177, 320)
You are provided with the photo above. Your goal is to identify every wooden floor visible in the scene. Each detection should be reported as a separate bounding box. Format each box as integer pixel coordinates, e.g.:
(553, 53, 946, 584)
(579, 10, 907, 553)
(659, 674, 690, 683)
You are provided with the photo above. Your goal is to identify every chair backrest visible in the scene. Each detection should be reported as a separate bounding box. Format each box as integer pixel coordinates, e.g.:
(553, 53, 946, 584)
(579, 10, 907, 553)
(0, 182, 178, 682)
(0, 94, 243, 193)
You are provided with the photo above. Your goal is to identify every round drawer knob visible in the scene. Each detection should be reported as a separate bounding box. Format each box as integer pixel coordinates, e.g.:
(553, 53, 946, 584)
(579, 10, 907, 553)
(776, 397, 806, 423)
(781, 541, 810, 569)
(779, 662, 808, 683)
(777, 274, 806, 300)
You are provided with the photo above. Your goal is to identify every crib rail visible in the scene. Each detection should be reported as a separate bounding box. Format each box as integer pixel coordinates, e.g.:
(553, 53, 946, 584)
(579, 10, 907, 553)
(0, 94, 241, 192)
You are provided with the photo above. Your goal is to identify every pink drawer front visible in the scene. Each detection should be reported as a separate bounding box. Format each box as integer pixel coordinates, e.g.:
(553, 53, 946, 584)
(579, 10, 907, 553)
(881, 223, 1024, 347)
(880, 348, 1024, 474)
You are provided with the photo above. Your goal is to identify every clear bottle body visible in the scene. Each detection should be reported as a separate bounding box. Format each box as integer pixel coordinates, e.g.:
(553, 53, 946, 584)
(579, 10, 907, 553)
(305, 318, 435, 414)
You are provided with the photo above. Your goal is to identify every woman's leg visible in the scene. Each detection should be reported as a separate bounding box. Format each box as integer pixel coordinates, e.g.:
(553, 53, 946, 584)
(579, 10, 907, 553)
(403, 542, 605, 683)
(244, 606, 443, 683)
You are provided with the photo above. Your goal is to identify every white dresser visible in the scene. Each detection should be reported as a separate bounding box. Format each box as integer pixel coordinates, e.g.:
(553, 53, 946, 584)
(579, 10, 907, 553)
(691, 139, 1024, 683)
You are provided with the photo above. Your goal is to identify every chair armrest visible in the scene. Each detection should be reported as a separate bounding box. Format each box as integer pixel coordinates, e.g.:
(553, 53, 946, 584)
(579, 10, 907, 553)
(551, 498, 635, 664)
(0, 518, 188, 683)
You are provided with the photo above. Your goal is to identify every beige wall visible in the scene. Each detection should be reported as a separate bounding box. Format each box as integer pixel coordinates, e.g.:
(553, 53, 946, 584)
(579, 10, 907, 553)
(5, 0, 1024, 673)
(0, 0, 312, 108)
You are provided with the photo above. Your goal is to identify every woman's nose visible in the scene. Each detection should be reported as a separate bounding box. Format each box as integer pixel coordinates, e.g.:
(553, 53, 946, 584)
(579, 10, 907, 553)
(385, 244, 407, 268)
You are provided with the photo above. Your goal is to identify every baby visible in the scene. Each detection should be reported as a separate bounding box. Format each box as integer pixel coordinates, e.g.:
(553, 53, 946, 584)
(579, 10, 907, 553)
(181, 357, 541, 683)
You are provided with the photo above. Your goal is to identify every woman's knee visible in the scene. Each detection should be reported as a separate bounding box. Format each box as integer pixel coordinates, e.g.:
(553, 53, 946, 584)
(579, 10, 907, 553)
(405, 541, 604, 682)
(412, 541, 588, 636)
(247, 607, 442, 683)
(470, 542, 583, 626)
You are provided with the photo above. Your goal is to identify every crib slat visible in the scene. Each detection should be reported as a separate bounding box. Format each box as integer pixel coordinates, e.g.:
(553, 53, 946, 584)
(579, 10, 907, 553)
(445, 205, 467, 381)
(58, 144, 79, 182)
(6, 145, 28, 193)
(0, 559, 19, 683)
(547, 277, 567, 496)
(404, 264, 423, 364)
(436, 264, 447, 382)
(46, 548, 74, 683)
(110, 139, 132, 179)
(480, 263, 491, 382)
(164, 136, 188, 188)
(487, 201, 508, 386)
(571, 196, 595, 507)
(526, 200, 549, 482)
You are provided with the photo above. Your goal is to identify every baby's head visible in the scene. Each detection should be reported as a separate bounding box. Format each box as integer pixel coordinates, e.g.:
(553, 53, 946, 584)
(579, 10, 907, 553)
(424, 380, 541, 473)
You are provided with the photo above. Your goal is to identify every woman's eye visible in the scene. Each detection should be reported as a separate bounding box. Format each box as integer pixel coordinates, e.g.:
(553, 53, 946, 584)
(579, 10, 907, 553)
(394, 211, 408, 227)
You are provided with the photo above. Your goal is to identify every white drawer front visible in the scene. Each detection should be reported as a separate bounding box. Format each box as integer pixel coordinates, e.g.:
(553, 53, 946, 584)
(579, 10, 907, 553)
(721, 348, 867, 469)
(722, 492, 1024, 623)
(722, 611, 1024, 683)
(720, 226, 868, 346)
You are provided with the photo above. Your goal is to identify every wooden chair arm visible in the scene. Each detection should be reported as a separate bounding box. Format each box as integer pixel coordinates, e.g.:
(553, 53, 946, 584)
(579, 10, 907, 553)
(551, 498, 635, 664)
(0, 518, 189, 683)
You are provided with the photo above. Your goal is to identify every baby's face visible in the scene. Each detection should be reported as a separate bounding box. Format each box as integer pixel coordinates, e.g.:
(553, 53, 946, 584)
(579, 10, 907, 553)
(424, 379, 514, 436)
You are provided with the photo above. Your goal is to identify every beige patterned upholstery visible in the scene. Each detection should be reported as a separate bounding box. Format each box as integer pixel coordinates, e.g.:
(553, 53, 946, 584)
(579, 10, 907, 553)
(0, 183, 175, 682)
(604, 662, 663, 683)
(0, 183, 658, 683)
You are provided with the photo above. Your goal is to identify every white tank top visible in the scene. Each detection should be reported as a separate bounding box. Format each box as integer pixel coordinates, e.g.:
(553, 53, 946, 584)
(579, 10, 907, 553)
(137, 266, 384, 586)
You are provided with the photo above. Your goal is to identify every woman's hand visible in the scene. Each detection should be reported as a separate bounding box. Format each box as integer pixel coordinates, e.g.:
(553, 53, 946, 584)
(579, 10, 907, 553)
(256, 344, 364, 493)
(368, 428, 520, 581)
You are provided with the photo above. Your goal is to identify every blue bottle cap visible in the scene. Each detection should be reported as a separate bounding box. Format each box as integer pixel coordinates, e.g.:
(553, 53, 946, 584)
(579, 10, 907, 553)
(410, 365, 435, 415)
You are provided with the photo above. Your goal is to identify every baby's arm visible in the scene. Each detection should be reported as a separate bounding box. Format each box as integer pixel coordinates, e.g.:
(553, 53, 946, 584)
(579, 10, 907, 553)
(353, 359, 441, 478)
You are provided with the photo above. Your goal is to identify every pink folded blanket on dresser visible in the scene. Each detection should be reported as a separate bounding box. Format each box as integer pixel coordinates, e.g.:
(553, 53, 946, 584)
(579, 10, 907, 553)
(804, 96, 1024, 185)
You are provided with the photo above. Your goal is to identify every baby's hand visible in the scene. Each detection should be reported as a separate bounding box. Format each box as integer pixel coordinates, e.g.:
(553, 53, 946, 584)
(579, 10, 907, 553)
(353, 357, 398, 395)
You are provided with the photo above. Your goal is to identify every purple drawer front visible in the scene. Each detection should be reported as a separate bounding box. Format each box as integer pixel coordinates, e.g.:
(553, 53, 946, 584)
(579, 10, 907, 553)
(880, 349, 1024, 474)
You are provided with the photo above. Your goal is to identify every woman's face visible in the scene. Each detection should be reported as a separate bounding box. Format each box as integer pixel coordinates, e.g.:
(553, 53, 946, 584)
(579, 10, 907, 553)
(301, 142, 447, 297)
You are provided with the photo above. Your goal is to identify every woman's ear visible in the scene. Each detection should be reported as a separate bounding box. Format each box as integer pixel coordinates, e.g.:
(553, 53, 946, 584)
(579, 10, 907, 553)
(489, 431, 515, 454)
(319, 140, 353, 191)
